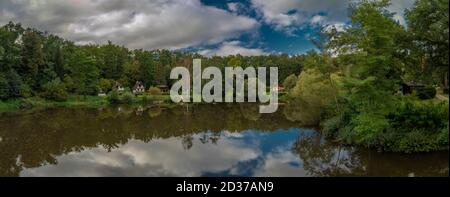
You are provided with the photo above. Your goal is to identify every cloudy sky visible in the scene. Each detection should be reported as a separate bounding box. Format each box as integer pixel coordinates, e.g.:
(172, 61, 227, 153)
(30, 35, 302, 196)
(0, 0, 415, 56)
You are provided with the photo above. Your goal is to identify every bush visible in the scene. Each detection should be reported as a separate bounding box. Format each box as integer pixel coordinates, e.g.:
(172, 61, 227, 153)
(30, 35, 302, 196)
(121, 92, 134, 104)
(286, 69, 337, 125)
(107, 90, 120, 104)
(99, 78, 113, 93)
(19, 83, 32, 98)
(41, 79, 68, 101)
(148, 86, 162, 95)
(283, 74, 298, 91)
(18, 98, 34, 109)
(415, 87, 436, 100)
(323, 98, 449, 153)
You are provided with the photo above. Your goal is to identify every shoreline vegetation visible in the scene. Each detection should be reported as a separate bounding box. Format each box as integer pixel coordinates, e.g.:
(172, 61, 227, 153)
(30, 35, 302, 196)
(0, 94, 173, 113)
(1, 0, 449, 153)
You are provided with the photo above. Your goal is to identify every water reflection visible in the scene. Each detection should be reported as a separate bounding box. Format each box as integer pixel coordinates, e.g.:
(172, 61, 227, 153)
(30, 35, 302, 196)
(0, 104, 448, 177)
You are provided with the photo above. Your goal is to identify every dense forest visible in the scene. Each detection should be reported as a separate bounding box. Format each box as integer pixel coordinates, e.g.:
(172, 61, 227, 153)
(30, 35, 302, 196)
(0, 0, 448, 153)
(0, 20, 303, 101)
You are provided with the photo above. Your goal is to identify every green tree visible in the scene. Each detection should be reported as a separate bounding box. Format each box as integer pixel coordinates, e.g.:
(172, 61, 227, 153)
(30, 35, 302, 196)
(0, 74, 8, 100)
(99, 78, 114, 93)
(67, 50, 100, 97)
(405, 0, 449, 86)
(120, 60, 141, 87)
(20, 30, 45, 90)
(41, 78, 68, 101)
(287, 69, 338, 125)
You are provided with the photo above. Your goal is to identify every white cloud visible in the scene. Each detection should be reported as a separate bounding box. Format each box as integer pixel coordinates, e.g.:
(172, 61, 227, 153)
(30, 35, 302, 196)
(253, 146, 307, 177)
(199, 41, 267, 57)
(250, 0, 415, 34)
(0, 0, 259, 50)
(227, 2, 240, 13)
(251, 0, 351, 32)
(20, 133, 261, 177)
(311, 15, 326, 25)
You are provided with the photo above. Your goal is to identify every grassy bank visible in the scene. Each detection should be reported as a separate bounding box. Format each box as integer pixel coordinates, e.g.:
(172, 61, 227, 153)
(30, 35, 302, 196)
(0, 94, 172, 112)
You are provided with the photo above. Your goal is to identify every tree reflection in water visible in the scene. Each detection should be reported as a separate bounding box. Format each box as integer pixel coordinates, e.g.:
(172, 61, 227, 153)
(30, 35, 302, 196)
(0, 104, 448, 177)
(292, 132, 449, 177)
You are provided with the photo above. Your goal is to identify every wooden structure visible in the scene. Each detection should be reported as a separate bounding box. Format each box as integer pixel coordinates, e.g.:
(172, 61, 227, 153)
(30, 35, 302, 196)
(402, 82, 424, 95)
(157, 85, 169, 94)
(112, 82, 124, 91)
(133, 81, 146, 94)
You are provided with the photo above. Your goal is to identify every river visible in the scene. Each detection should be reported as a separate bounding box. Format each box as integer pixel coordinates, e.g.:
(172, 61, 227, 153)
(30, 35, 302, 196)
(0, 104, 448, 177)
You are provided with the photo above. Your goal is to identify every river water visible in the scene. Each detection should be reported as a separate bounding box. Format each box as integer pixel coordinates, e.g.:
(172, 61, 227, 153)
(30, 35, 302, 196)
(0, 104, 448, 177)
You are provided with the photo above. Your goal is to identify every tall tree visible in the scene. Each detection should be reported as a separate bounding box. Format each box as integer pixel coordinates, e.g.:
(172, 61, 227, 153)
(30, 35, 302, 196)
(406, 0, 449, 86)
(67, 50, 100, 97)
(20, 30, 45, 91)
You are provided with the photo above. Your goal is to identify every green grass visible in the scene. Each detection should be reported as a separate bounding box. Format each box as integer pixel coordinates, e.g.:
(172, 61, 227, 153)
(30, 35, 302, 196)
(0, 94, 172, 112)
(0, 100, 23, 112)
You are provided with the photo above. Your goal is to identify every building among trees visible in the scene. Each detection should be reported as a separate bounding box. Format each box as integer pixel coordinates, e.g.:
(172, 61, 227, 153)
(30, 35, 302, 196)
(133, 81, 146, 94)
(112, 82, 124, 92)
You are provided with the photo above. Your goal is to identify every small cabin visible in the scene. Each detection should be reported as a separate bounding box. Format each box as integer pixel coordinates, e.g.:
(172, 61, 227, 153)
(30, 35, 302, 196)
(402, 82, 424, 95)
(157, 85, 169, 94)
(133, 81, 146, 94)
(112, 82, 124, 92)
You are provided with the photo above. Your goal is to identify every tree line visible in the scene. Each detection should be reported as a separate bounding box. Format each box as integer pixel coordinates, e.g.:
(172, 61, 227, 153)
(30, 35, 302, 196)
(1, 23, 303, 101)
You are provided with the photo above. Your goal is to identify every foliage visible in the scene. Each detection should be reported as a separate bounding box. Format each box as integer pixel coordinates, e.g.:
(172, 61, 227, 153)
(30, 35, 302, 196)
(107, 90, 120, 104)
(282, 74, 297, 91)
(67, 50, 100, 96)
(0, 22, 305, 102)
(148, 86, 162, 95)
(121, 92, 134, 104)
(318, 0, 449, 153)
(323, 98, 448, 152)
(99, 78, 114, 93)
(286, 69, 337, 125)
(0, 74, 8, 100)
(107, 90, 134, 104)
(414, 87, 437, 100)
(405, 0, 449, 85)
(41, 78, 68, 101)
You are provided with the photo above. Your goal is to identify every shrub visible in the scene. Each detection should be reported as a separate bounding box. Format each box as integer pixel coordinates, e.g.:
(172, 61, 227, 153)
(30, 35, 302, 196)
(415, 87, 436, 100)
(121, 92, 134, 104)
(19, 83, 32, 98)
(324, 98, 449, 153)
(18, 98, 34, 109)
(63, 75, 76, 93)
(99, 78, 113, 93)
(41, 79, 68, 101)
(107, 90, 120, 104)
(148, 86, 162, 95)
(283, 74, 298, 91)
(286, 69, 337, 125)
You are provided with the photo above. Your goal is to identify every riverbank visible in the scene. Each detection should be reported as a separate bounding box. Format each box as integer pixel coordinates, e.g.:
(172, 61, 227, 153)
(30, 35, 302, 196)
(0, 95, 172, 113)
